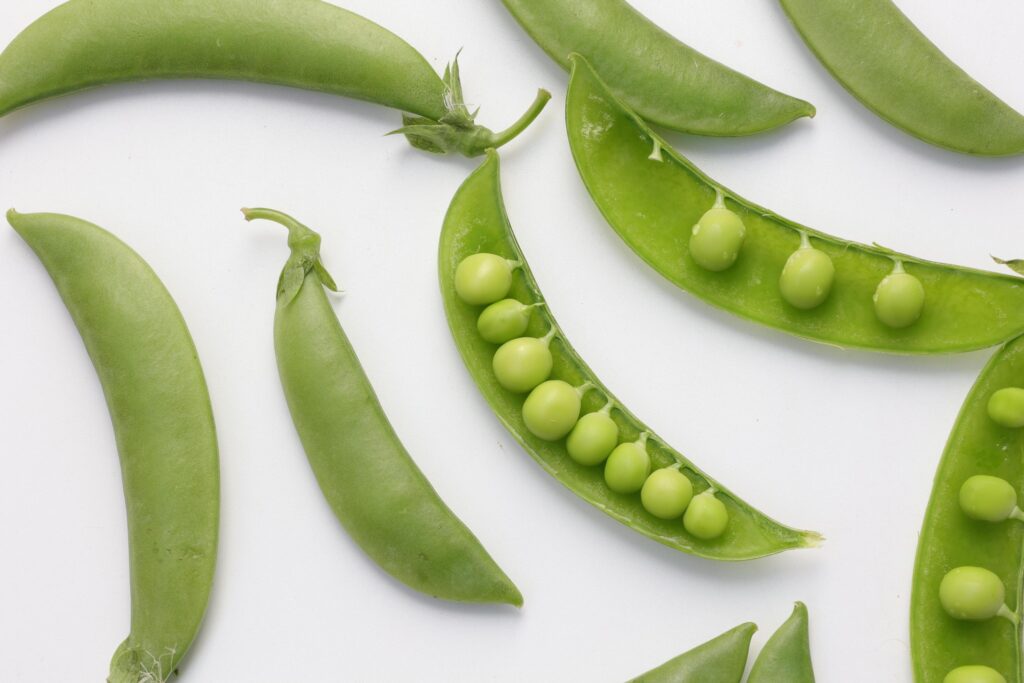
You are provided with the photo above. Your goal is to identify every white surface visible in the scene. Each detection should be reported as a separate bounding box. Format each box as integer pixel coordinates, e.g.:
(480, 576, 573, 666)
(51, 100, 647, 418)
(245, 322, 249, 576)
(1, 0, 1023, 680)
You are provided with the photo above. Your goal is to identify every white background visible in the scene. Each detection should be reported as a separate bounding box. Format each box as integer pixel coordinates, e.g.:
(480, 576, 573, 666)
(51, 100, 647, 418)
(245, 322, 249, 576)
(1, 1, 1023, 680)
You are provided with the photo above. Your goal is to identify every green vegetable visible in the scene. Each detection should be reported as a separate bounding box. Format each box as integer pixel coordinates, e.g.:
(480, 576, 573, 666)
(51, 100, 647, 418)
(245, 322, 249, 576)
(500, 0, 813, 136)
(455, 253, 517, 305)
(748, 602, 816, 682)
(944, 666, 1008, 683)
(566, 54, 1024, 354)
(683, 490, 729, 541)
(493, 332, 554, 393)
(690, 195, 747, 272)
(938, 567, 1015, 623)
(566, 405, 620, 466)
(641, 466, 694, 521)
(478, 299, 540, 344)
(439, 150, 820, 560)
(873, 263, 926, 329)
(0, 0, 549, 157)
(959, 476, 1024, 524)
(987, 388, 1024, 428)
(9, 210, 219, 683)
(779, 234, 835, 310)
(245, 207, 521, 606)
(604, 435, 652, 494)
(627, 622, 756, 683)
(779, 0, 1024, 156)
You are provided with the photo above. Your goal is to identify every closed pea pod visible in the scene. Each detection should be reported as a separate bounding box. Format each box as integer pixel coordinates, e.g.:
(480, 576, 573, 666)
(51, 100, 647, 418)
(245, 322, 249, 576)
(566, 55, 1024, 354)
(245, 208, 521, 606)
(626, 622, 756, 683)
(747, 602, 816, 683)
(9, 211, 219, 683)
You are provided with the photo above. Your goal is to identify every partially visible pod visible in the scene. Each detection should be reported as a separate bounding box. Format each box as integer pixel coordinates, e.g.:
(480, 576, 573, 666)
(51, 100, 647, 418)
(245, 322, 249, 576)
(500, 0, 813, 136)
(911, 335, 1024, 682)
(566, 55, 1024, 354)
(440, 151, 820, 561)
(9, 211, 219, 683)
(779, 0, 1024, 156)
(627, 622, 756, 683)
(748, 602, 815, 682)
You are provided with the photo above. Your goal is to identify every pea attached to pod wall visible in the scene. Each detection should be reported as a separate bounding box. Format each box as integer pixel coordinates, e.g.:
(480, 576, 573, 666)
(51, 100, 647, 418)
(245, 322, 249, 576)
(478, 299, 542, 344)
(604, 433, 651, 494)
(566, 402, 620, 466)
(944, 666, 1008, 683)
(988, 388, 1024, 428)
(689, 192, 746, 272)
(522, 379, 590, 441)
(492, 329, 555, 393)
(779, 233, 835, 310)
(684, 490, 730, 541)
(959, 476, 1024, 523)
(455, 253, 518, 305)
(874, 261, 926, 329)
(641, 465, 694, 520)
(939, 567, 1017, 623)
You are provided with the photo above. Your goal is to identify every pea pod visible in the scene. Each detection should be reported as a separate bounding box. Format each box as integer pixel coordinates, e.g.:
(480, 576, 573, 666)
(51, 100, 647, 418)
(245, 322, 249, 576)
(748, 602, 815, 682)
(246, 208, 521, 605)
(911, 336, 1024, 682)
(440, 151, 820, 561)
(566, 54, 1024, 354)
(500, 0, 812, 136)
(779, 0, 1024, 156)
(627, 622, 756, 683)
(9, 210, 219, 683)
(0, 0, 550, 157)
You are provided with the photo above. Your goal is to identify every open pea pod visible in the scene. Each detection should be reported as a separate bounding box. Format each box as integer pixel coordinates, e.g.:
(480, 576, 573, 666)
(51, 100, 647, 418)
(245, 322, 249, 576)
(911, 336, 1024, 682)
(566, 54, 1024, 354)
(628, 622, 756, 683)
(440, 150, 820, 561)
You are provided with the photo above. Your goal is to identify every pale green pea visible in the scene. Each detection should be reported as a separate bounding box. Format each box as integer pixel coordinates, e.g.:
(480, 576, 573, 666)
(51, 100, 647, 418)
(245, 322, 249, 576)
(455, 253, 515, 305)
(604, 433, 651, 493)
(959, 475, 1023, 523)
(684, 490, 729, 539)
(566, 404, 619, 466)
(689, 192, 746, 272)
(477, 299, 539, 344)
(944, 665, 1008, 683)
(987, 387, 1024, 428)
(492, 330, 554, 393)
(938, 566, 1016, 622)
(874, 262, 925, 328)
(641, 465, 693, 519)
(522, 380, 587, 441)
(779, 233, 835, 310)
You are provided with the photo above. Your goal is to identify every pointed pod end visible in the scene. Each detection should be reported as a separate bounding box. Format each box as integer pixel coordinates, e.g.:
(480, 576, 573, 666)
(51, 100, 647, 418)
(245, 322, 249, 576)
(800, 531, 825, 548)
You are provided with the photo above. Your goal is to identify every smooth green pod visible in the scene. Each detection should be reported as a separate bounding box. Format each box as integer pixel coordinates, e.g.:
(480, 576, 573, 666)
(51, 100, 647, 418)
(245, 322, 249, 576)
(0, 0, 550, 157)
(627, 622, 757, 683)
(501, 0, 813, 136)
(246, 208, 521, 606)
(9, 210, 219, 683)
(566, 54, 1024, 354)
(912, 336, 1024, 682)
(440, 151, 820, 561)
(748, 602, 816, 683)
(779, 0, 1024, 156)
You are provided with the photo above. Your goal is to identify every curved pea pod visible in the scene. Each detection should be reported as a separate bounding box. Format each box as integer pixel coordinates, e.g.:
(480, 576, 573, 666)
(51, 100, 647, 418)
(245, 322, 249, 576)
(911, 337, 1024, 682)
(566, 54, 1024, 354)
(627, 622, 756, 683)
(0, 0, 549, 157)
(440, 151, 821, 561)
(748, 602, 815, 682)
(246, 208, 521, 606)
(500, 0, 812, 136)
(9, 211, 219, 683)
(779, 0, 1024, 156)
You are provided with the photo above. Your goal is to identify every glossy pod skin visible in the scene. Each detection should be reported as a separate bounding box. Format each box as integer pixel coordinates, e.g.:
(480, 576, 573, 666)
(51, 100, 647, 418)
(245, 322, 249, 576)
(627, 622, 756, 683)
(911, 337, 1024, 682)
(246, 208, 521, 606)
(500, 0, 812, 136)
(9, 211, 219, 683)
(779, 0, 1024, 156)
(0, 0, 550, 157)
(566, 55, 1024, 354)
(748, 602, 816, 682)
(440, 151, 820, 561)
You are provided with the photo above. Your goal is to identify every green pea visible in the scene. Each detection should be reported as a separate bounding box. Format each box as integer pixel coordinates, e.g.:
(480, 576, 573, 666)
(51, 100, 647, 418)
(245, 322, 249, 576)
(689, 195, 746, 272)
(641, 466, 693, 519)
(779, 234, 835, 310)
(959, 475, 1022, 523)
(874, 263, 925, 328)
(944, 666, 1008, 683)
(987, 387, 1024, 428)
(492, 333, 553, 393)
(684, 490, 729, 539)
(477, 299, 539, 344)
(938, 566, 1015, 622)
(522, 380, 585, 441)
(604, 434, 651, 493)
(455, 253, 515, 305)
(566, 405, 619, 465)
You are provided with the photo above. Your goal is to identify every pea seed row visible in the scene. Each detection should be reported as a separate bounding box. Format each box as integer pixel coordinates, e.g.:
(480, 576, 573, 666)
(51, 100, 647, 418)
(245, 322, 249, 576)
(688, 190, 926, 328)
(454, 252, 729, 540)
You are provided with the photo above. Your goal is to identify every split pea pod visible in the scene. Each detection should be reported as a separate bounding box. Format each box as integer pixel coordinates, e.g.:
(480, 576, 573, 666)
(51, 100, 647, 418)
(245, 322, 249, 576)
(627, 622, 756, 683)
(246, 208, 521, 605)
(440, 151, 820, 561)
(779, 0, 1024, 156)
(0, 0, 550, 157)
(500, 0, 813, 136)
(566, 55, 1024, 354)
(911, 336, 1024, 682)
(9, 210, 219, 683)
